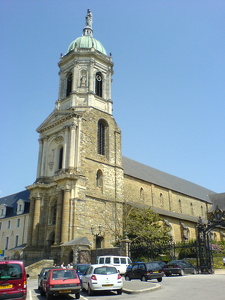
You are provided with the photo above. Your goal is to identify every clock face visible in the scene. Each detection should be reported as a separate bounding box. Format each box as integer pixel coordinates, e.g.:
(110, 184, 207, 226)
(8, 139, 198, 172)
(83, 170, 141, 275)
(96, 74, 102, 81)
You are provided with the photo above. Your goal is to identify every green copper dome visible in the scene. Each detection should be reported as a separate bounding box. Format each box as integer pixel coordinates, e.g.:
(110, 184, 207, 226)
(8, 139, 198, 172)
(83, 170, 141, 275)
(66, 36, 107, 55)
(66, 9, 107, 56)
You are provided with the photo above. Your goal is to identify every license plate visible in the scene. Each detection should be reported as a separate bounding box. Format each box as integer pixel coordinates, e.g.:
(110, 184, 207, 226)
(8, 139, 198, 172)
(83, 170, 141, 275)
(153, 271, 159, 273)
(0, 284, 13, 289)
(59, 290, 71, 293)
(102, 284, 113, 287)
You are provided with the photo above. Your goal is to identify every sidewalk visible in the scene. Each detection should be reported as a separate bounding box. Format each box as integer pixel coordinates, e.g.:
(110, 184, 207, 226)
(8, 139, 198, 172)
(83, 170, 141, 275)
(122, 279, 161, 294)
(214, 269, 225, 275)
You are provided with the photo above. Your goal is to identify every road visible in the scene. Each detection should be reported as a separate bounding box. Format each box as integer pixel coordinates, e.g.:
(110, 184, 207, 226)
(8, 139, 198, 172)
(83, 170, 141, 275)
(27, 274, 225, 300)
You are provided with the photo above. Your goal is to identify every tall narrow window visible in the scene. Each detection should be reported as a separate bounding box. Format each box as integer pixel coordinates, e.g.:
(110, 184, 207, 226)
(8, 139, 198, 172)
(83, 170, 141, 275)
(53, 203, 57, 225)
(66, 73, 73, 97)
(5, 237, 9, 250)
(179, 199, 182, 213)
(140, 188, 144, 201)
(58, 147, 63, 170)
(95, 72, 103, 97)
(15, 236, 19, 247)
(96, 170, 103, 188)
(98, 120, 107, 155)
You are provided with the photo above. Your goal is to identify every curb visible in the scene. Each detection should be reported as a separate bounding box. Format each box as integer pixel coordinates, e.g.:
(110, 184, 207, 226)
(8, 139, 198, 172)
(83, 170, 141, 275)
(123, 283, 161, 294)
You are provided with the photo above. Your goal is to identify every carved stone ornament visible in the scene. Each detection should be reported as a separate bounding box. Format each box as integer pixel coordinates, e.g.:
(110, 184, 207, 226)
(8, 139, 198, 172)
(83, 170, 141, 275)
(54, 135, 64, 144)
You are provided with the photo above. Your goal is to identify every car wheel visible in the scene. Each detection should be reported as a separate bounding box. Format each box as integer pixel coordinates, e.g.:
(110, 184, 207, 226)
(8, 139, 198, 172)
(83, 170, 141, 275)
(157, 278, 162, 282)
(179, 269, 184, 276)
(40, 288, 45, 296)
(141, 275, 147, 281)
(87, 284, 94, 296)
(46, 293, 53, 300)
(117, 289, 122, 295)
(75, 292, 80, 299)
(165, 273, 170, 277)
(125, 275, 131, 281)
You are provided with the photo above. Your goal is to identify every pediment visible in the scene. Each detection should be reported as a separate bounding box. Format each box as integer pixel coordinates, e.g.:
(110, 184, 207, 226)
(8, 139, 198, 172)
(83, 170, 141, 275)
(37, 108, 80, 133)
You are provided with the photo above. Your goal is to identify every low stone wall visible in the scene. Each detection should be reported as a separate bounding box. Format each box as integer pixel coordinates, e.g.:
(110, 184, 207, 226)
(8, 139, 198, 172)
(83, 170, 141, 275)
(26, 259, 54, 279)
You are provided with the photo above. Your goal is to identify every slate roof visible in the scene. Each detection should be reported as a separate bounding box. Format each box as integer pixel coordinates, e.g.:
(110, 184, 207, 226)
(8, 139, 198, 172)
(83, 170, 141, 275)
(0, 158, 216, 208)
(208, 193, 225, 211)
(0, 190, 30, 217)
(0, 190, 30, 206)
(122, 156, 215, 203)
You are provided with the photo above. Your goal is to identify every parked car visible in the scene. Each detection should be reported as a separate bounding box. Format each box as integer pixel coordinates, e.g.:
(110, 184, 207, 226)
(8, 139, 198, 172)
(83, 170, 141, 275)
(150, 260, 167, 268)
(82, 264, 123, 295)
(0, 260, 29, 300)
(97, 256, 132, 275)
(40, 268, 81, 299)
(124, 262, 164, 282)
(38, 267, 56, 290)
(73, 264, 91, 283)
(163, 260, 197, 276)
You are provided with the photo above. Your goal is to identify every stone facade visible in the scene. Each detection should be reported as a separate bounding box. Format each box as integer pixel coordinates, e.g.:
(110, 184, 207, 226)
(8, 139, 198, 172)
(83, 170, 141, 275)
(2, 10, 223, 264)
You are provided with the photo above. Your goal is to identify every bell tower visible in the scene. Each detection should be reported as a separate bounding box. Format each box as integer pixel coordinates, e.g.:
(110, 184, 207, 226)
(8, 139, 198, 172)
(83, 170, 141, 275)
(25, 10, 124, 264)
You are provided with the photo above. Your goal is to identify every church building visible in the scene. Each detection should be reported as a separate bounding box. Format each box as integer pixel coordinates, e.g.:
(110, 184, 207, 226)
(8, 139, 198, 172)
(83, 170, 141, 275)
(1, 10, 223, 264)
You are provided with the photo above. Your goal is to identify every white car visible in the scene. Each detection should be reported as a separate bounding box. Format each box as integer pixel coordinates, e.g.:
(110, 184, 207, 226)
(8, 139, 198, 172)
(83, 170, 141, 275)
(82, 264, 123, 295)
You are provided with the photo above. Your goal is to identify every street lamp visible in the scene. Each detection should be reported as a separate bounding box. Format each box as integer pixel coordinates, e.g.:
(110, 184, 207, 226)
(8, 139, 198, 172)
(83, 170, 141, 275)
(91, 225, 102, 262)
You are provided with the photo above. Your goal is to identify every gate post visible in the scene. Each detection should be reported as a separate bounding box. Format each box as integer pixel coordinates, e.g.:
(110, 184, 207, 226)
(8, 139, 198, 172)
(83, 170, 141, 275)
(196, 217, 213, 273)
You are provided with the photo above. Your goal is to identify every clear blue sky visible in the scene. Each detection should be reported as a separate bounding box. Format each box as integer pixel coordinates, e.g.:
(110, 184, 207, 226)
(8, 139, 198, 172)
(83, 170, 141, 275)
(1, 0, 225, 196)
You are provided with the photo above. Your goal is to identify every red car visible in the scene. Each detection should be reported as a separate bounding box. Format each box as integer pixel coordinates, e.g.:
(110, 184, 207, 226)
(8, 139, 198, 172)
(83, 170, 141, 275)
(0, 260, 28, 300)
(40, 268, 81, 299)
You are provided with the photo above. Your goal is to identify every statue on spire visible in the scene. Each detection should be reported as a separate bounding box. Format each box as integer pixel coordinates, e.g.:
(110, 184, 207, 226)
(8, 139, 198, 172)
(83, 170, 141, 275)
(86, 9, 92, 28)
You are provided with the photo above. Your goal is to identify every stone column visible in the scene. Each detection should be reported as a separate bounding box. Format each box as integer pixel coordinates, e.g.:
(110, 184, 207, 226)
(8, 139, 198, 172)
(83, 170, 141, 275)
(63, 126, 69, 170)
(68, 123, 76, 171)
(89, 61, 94, 92)
(55, 190, 63, 244)
(32, 195, 41, 246)
(61, 188, 71, 243)
(36, 138, 43, 179)
(40, 136, 48, 177)
(26, 197, 35, 246)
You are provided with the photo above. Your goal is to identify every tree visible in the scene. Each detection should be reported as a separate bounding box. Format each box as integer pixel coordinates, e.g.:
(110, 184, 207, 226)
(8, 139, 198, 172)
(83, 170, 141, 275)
(125, 206, 172, 248)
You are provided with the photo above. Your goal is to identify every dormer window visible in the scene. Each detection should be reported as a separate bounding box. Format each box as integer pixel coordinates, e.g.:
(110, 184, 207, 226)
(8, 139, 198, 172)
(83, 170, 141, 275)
(16, 200, 25, 215)
(0, 204, 6, 218)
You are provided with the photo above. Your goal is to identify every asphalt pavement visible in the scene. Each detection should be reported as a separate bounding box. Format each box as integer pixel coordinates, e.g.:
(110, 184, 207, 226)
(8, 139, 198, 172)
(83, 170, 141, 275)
(122, 278, 160, 294)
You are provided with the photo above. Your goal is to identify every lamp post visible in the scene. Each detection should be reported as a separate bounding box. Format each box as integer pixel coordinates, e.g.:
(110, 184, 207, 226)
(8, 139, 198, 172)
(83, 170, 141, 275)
(91, 225, 102, 262)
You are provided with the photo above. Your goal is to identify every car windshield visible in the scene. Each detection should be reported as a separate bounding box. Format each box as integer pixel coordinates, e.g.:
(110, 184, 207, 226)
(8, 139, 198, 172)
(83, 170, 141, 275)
(146, 263, 160, 270)
(52, 270, 76, 279)
(0, 263, 22, 280)
(76, 265, 90, 274)
(94, 266, 117, 275)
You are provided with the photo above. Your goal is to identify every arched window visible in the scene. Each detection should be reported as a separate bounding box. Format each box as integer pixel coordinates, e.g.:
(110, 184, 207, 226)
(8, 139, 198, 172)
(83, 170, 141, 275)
(140, 188, 144, 201)
(66, 73, 73, 97)
(160, 193, 164, 208)
(53, 203, 57, 225)
(96, 170, 103, 188)
(179, 199, 182, 213)
(95, 72, 103, 97)
(58, 147, 63, 170)
(97, 119, 108, 156)
(190, 203, 194, 215)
